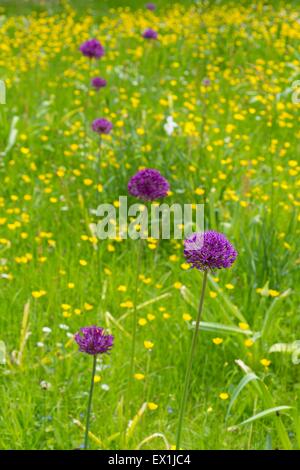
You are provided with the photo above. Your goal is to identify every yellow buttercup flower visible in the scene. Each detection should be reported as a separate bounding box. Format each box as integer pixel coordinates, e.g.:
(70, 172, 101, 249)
(173, 282, 182, 289)
(183, 313, 192, 321)
(260, 358, 271, 367)
(219, 393, 229, 400)
(212, 337, 223, 345)
(134, 373, 145, 381)
(32, 290, 46, 299)
(148, 402, 158, 410)
(239, 322, 249, 330)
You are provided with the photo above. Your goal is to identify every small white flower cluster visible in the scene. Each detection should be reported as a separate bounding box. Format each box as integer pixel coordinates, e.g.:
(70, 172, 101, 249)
(163, 116, 178, 136)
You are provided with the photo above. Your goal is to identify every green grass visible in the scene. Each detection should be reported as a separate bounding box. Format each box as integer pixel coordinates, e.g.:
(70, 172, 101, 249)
(0, 0, 299, 450)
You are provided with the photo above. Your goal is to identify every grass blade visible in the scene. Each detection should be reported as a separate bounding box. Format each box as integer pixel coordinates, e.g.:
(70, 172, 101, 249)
(137, 433, 170, 450)
(197, 321, 253, 336)
(235, 359, 293, 449)
(0, 340, 6, 365)
(228, 406, 291, 431)
(261, 289, 291, 341)
(125, 402, 147, 444)
(226, 372, 259, 420)
(208, 275, 247, 323)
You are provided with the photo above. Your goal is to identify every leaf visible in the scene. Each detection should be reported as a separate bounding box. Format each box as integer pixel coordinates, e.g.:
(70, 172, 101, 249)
(207, 275, 247, 323)
(0, 340, 6, 365)
(226, 372, 259, 420)
(105, 311, 130, 338)
(17, 300, 31, 366)
(292, 349, 300, 365)
(119, 292, 172, 321)
(105, 432, 121, 444)
(261, 289, 291, 341)
(269, 340, 300, 364)
(180, 285, 197, 311)
(137, 433, 170, 450)
(181, 281, 248, 325)
(234, 359, 292, 450)
(201, 321, 253, 335)
(0, 79, 5, 104)
(194, 321, 253, 336)
(136, 292, 172, 310)
(228, 406, 291, 431)
(2, 116, 19, 156)
(269, 342, 297, 354)
(72, 418, 104, 448)
(126, 402, 147, 443)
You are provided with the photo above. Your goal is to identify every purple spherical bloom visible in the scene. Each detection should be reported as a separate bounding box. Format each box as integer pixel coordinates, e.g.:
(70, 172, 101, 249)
(75, 326, 114, 355)
(202, 78, 211, 86)
(128, 168, 170, 201)
(91, 77, 107, 90)
(184, 231, 238, 271)
(146, 2, 156, 10)
(142, 28, 158, 40)
(80, 39, 104, 59)
(91, 118, 113, 134)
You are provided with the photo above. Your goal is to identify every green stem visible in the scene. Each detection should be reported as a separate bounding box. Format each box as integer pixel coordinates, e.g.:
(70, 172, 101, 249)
(85, 58, 92, 155)
(96, 137, 102, 208)
(95, 137, 102, 282)
(129, 237, 143, 383)
(176, 270, 208, 449)
(144, 350, 152, 401)
(84, 354, 97, 450)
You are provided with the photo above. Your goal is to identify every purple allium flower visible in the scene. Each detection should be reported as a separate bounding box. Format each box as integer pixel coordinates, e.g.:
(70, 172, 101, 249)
(128, 168, 170, 201)
(184, 231, 238, 271)
(74, 326, 114, 355)
(79, 39, 104, 59)
(91, 118, 113, 134)
(142, 28, 158, 40)
(146, 2, 156, 10)
(91, 77, 107, 90)
(202, 78, 211, 86)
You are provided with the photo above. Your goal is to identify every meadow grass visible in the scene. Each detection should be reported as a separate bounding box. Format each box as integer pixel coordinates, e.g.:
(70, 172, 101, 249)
(0, 0, 299, 450)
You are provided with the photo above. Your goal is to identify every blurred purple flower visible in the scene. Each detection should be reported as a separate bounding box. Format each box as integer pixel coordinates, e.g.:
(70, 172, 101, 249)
(142, 28, 158, 40)
(184, 231, 237, 271)
(128, 168, 169, 201)
(80, 39, 104, 59)
(91, 118, 113, 134)
(91, 77, 107, 90)
(202, 78, 211, 86)
(146, 3, 156, 10)
(75, 326, 114, 355)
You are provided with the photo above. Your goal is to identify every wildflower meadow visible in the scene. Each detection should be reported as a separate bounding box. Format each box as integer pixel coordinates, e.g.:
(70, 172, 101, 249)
(0, 0, 299, 453)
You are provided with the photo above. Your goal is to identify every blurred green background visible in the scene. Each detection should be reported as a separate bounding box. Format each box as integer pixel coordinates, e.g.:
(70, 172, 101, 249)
(1, 0, 298, 17)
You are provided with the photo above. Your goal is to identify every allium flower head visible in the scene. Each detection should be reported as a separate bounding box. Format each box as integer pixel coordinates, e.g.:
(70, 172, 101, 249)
(184, 231, 237, 271)
(142, 28, 158, 40)
(91, 77, 107, 89)
(74, 326, 114, 355)
(92, 118, 113, 134)
(128, 168, 170, 201)
(202, 78, 211, 86)
(146, 2, 156, 10)
(80, 39, 104, 59)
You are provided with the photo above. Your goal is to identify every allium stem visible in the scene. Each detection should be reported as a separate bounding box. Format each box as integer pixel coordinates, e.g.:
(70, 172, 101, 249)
(176, 270, 208, 449)
(85, 58, 92, 151)
(96, 137, 102, 207)
(84, 354, 97, 450)
(128, 237, 143, 395)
